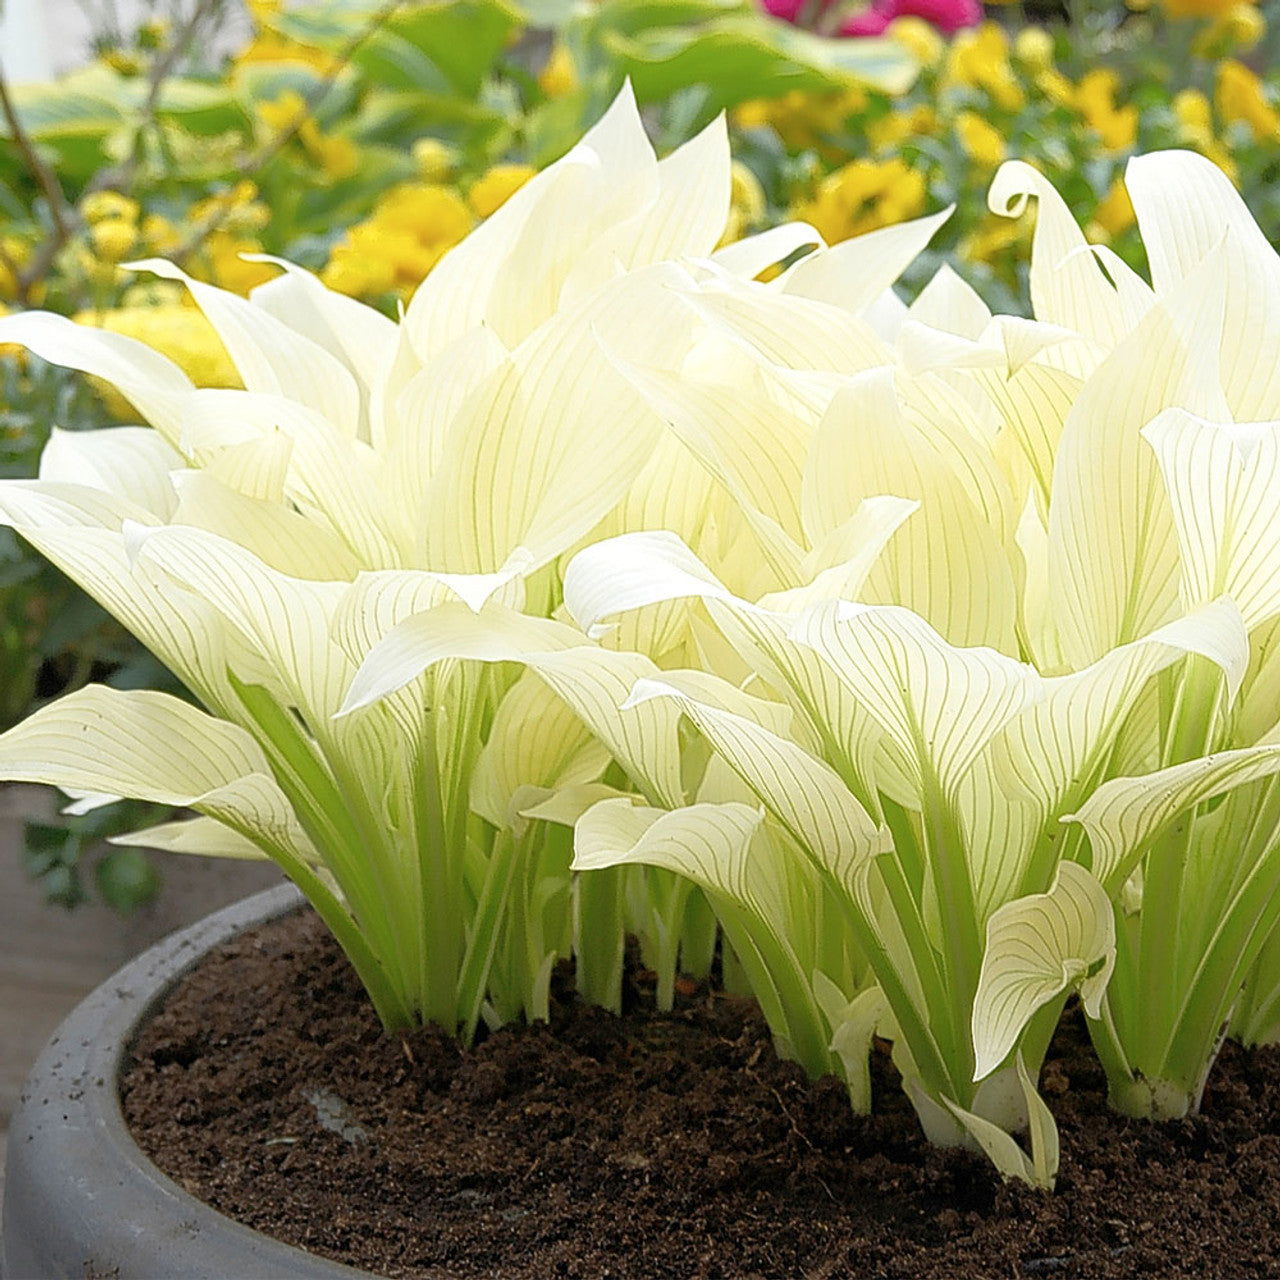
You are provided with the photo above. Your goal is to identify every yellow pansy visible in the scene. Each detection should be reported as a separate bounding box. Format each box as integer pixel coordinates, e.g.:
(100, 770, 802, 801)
(956, 111, 1006, 169)
(1089, 177, 1136, 240)
(733, 89, 868, 154)
(793, 157, 927, 244)
(538, 42, 578, 98)
(945, 24, 1025, 112)
(866, 103, 938, 151)
(1216, 58, 1280, 141)
(468, 165, 538, 218)
(1193, 2, 1266, 54)
(1075, 68, 1138, 153)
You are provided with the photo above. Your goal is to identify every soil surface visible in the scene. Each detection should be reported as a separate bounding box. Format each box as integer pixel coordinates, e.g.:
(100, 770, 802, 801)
(122, 908, 1280, 1279)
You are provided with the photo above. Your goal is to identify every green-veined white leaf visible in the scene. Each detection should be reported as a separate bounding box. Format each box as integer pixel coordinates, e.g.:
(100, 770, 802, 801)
(971, 862, 1115, 1081)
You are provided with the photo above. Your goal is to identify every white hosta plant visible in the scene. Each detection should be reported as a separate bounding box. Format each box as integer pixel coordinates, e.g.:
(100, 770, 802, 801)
(0, 85, 834, 1034)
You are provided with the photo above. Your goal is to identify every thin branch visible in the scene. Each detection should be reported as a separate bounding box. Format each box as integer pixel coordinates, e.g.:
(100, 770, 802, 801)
(0, 69, 75, 252)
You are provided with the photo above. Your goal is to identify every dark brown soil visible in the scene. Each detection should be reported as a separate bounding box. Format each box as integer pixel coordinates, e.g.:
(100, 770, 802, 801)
(121, 908, 1280, 1280)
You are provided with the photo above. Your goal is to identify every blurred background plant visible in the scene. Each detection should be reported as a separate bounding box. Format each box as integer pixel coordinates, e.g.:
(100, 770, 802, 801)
(1, 0, 1277, 906)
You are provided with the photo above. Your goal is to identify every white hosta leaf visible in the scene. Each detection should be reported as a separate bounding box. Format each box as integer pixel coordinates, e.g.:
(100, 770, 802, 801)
(0, 684, 265, 797)
(1126, 150, 1278, 295)
(961, 599, 1249, 911)
(624, 677, 887, 887)
(907, 264, 992, 340)
(971, 861, 1115, 1081)
(112, 814, 273, 861)
(688, 280, 889, 376)
(564, 530, 893, 812)
(127, 522, 350, 723)
(339, 601, 588, 716)
(385, 324, 508, 518)
(127, 258, 361, 437)
(988, 162, 1152, 352)
(170, 472, 362, 580)
(1127, 152, 1280, 422)
(819, 981, 888, 1114)
(40, 427, 182, 519)
(1047, 248, 1236, 667)
(607, 339, 812, 555)
(783, 208, 952, 317)
(247, 257, 397, 399)
(421, 263, 695, 574)
(942, 1056, 1059, 1189)
(1066, 744, 1280, 889)
(1143, 409, 1280, 631)
(471, 672, 611, 830)
(802, 370, 1018, 651)
(0, 310, 192, 443)
(404, 84, 682, 360)
(518, 782, 634, 829)
(177, 389, 402, 569)
(573, 797, 769, 912)
(198, 430, 292, 504)
(565, 529, 732, 639)
(791, 600, 1040, 798)
(710, 223, 822, 279)
(0, 486, 254, 704)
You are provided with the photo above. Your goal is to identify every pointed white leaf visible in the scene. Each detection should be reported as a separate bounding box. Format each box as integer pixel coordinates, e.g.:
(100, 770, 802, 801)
(971, 861, 1115, 1081)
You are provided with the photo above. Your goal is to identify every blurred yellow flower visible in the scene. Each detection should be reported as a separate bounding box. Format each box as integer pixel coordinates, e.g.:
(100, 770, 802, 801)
(73, 305, 241, 416)
(888, 16, 944, 69)
(1161, 0, 1250, 16)
(1089, 177, 1136, 240)
(88, 219, 138, 263)
(140, 213, 182, 256)
(413, 137, 458, 183)
(866, 103, 938, 150)
(1194, 1, 1266, 53)
(199, 231, 276, 295)
(0, 236, 30, 300)
(468, 165, 537, 218)
(235, 31, 339, 75)
(322, 182, 475, 298)
(0, 301, 23, 361)
(1217, 58, 1280, 141)
(720, 161, 768, 246)
(1075, 68, 1138, 152)
(538, 42, 578, 97)
(959, 214, 1028, 265)
(945, 24, 1025, 112)
(257, 90, 356, 180)
(956, 111, 1006, 168)
(1013, 26, 1055, 73)
(793, 157, 927, 244)
(733, 89, 868, 154)
(1036, 69, 1076, 107)
(80, 191, 139, 225)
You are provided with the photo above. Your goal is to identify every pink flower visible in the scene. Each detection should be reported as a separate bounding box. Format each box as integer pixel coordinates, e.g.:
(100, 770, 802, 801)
(760, 0, 981, 37)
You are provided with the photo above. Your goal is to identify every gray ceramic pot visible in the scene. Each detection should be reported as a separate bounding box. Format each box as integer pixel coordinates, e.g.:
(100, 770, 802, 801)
(1, 884, 370, 1279)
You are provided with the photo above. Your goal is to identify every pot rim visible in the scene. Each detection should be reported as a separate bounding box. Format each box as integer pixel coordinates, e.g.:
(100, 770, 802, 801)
(2, 882, 373, 1279)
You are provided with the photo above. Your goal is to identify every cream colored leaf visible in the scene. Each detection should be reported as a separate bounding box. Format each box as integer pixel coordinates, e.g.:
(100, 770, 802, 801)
(971, 862, 1115, 1081)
